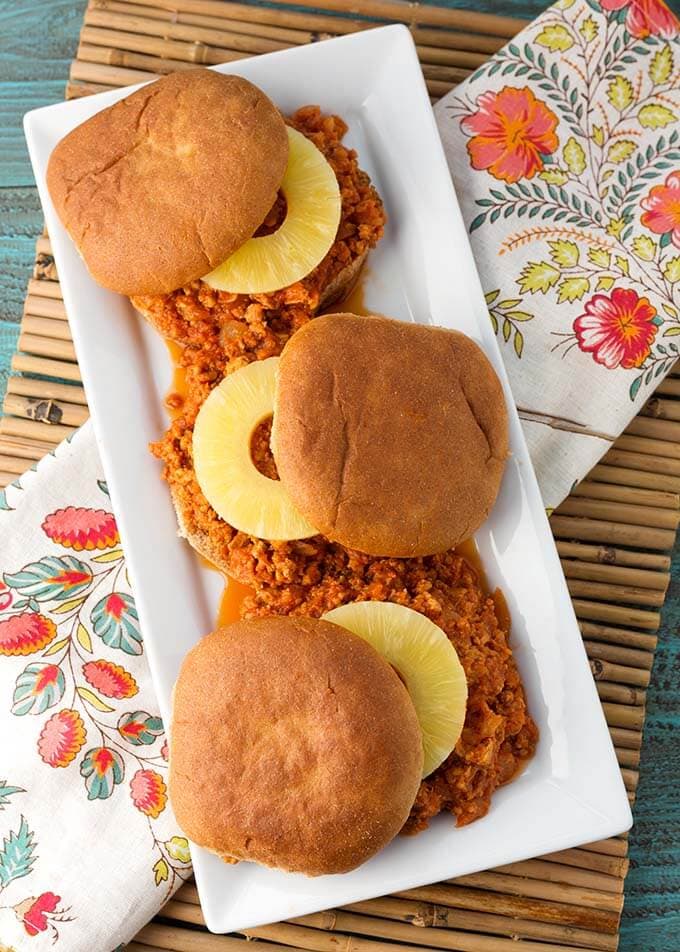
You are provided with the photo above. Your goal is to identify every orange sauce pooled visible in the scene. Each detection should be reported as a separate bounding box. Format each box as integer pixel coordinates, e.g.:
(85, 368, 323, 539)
(196, 556, 255, 628)
(215, 577, 255, 627)
(455, 538, 511, 634)
(455, 538, 488, 591)
(164, 339, 189, 421)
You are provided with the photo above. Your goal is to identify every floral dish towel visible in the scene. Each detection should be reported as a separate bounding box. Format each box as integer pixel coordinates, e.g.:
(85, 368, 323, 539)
(436, 0, 679, 508)
(0, 423, 190, 951)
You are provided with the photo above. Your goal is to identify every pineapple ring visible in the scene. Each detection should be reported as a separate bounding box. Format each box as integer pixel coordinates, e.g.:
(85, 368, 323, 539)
(193, 357, 316, 541)
(323, 601, 468, 778)
(203, 127, 342, 294)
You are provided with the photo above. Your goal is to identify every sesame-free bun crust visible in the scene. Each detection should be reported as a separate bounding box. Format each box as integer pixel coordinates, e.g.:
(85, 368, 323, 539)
(169, 616, 423, 876)
(273, 313, 509, 557)
(46, 69, 288, 296)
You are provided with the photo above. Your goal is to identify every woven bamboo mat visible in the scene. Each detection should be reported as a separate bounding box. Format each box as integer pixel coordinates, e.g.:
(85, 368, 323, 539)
(2, 1, 678, 949)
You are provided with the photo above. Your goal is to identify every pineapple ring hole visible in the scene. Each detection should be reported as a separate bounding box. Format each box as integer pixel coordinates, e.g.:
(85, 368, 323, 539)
(250, 415, 279, 480)
(254, 191, 288, 238)
(203, 128, 342, 294)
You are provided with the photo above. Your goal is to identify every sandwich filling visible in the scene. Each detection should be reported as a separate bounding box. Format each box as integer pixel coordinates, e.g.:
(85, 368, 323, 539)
(146, 108, 537, 832)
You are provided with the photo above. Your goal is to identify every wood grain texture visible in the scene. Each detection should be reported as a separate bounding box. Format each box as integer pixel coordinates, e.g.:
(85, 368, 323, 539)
(1, 2, 679, 950)
(622, 538, 680, 949)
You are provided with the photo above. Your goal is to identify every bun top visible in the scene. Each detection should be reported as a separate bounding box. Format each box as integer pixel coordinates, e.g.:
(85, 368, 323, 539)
(273, 313, 509, 557)
(169, 615, 423, 876)
(47, 69, 288, 296)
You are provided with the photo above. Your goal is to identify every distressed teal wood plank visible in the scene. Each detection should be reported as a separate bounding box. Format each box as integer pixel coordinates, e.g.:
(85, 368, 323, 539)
(1, 82, 72, 183)
(1, 2, 679, 949)
(622, 537, 680, 951)
(217, 0, 551, 23)
(0, 0, 87, 395)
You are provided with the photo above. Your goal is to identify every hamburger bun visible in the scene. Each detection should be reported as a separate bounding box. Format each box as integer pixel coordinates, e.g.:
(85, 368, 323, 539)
(169, 615, 423, 876)
(47, 69, 288, 296)
(320, 249, 366, 310)
(273, 313, 509, 557)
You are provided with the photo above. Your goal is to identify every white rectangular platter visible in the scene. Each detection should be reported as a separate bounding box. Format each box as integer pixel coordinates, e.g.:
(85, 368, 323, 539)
(24, 25, 631, 935)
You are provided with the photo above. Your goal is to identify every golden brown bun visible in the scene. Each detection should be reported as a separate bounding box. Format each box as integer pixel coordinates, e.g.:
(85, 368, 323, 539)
(47, 69, 288, 296)
(273, 313, 509, 557)
(169, 616, 423, 876)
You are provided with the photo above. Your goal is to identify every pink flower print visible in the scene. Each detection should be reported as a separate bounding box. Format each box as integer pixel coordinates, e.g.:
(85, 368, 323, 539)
(82, 659, 138, 698)
(0, 613, 56, 656)
(461, 87, 559, 184)
(574, 288, 660, 369)
(641, 171, 680, 249)
(42, 507, 119, 551)
(130, 770, 167, 819)
(38, 709, 86, 767)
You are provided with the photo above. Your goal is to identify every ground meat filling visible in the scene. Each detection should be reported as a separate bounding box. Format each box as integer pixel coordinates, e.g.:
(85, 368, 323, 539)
(146, 107, 537, 831)
(254, 192, 287, 237)
(250, 417, 278, 481)
(243, 547, 538, 830)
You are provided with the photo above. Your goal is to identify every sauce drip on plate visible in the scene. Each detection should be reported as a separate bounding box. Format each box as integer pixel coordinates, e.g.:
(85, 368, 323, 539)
(215, 576, 255, 627)
(164, 339, 188, 420)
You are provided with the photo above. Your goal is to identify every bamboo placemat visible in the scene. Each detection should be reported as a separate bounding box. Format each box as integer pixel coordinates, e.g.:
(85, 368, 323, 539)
(2, 1, 677, 949)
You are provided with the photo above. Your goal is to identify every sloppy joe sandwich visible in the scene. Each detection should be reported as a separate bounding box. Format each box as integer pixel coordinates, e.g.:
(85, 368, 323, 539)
(47, 67, 383, 315)
(191, 312, 509, 558)
(47, 70, 289, 296)
(170, 615, 424, 876)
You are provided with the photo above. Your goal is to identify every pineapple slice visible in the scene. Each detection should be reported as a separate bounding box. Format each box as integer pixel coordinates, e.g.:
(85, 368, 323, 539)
(323, 601, 467, 777)
(203, 127, 342, 294)
(193, 357, 316, 540)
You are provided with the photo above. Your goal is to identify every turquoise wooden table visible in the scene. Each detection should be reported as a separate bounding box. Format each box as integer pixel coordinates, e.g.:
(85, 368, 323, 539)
(1, 1, 678, 947)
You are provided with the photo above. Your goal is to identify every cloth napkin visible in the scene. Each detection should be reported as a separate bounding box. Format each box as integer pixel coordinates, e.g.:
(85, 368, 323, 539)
(0, 423, 190, 951)
(1, 1, 679, 949)
(435, 0, 679, 508)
